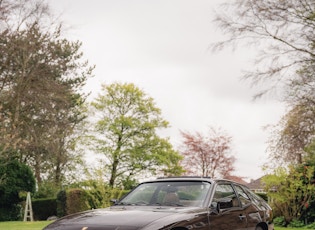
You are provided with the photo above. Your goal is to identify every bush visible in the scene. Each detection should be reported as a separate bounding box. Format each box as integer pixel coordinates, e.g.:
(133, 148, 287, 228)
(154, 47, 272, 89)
(56, 190, 66, 217)
(256, 193, 268, 202)
(0, 204, 23, 221)
(287, 219, 305, 228)
(32, 198, 57, 220)
(86, 186, 128, 208)
(0, 156, 36, 220)
(66, 188, 91, 215)
(34, 181, 60, 199)
(305, 222, 315, 229)
(273, 216, 286, 227)
(56, 187, 129, 217)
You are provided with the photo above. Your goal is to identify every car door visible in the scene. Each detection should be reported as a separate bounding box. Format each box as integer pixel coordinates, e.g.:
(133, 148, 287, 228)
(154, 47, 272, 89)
(238, 185, 273, 227)
(209, 183, 248, 230)
(233, 184, 262, 228)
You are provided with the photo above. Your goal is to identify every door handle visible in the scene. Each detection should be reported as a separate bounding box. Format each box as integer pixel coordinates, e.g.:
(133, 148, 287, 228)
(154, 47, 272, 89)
(239, 214, 246, 220)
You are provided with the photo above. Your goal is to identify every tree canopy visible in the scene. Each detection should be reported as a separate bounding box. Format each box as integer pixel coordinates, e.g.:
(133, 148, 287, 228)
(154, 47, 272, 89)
(179, 127, 235, 178)
(215, 0, 315, 167)
(0, 0, 94, 187)
(263, 163, 315, 225)
(214, 0, 315, 95)
(90, 83, 183, 187)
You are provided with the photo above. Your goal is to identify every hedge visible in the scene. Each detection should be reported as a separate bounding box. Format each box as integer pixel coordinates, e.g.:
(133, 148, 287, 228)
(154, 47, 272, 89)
(32, 198, 57, 220)
(66, 188, 91, 215)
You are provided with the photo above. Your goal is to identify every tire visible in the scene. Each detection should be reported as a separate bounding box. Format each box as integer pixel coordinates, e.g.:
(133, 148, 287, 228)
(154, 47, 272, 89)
(255, 226, 263, 230)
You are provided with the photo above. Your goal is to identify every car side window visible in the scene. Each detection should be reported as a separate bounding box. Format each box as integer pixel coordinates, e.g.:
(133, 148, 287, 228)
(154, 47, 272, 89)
(234, 185, 251, 207)
(212, 184, 239, 209)
(243, 186, 265, 207)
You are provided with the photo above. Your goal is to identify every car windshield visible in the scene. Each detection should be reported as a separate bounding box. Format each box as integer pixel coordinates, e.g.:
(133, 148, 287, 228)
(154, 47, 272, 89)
(118, 181, 211, 207)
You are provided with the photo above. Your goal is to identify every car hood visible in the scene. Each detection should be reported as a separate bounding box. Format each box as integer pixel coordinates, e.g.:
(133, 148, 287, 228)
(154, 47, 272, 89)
(44, 206, 202, 230)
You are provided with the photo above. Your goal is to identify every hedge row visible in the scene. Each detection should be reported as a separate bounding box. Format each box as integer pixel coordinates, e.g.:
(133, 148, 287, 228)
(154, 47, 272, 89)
(32, 198, 57, 220)
(19, 187, 129, 220)
(56, 188, 91, 217)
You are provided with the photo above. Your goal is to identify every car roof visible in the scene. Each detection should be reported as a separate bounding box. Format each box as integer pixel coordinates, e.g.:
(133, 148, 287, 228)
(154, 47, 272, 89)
(142, 177, 248, 187)
(141, 176, 214, 184)
(155, 176, 213, 182)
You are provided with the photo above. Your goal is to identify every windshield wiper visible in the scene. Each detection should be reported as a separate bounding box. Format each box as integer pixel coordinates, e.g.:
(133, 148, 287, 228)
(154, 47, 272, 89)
(117, 201, 149, 206)
(161, 202, 184, 207)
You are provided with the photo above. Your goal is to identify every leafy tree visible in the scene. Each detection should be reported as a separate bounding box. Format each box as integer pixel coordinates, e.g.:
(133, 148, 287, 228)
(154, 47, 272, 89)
(179, 127, 235, 177)
(263, 164, 315, 225)
(90, 82, 183, 187)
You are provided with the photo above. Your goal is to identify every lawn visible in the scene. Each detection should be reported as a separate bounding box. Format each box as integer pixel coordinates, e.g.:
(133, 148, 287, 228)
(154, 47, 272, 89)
(0, 221, 52, 230)
(0, 222, 306, 230)
(276, 228, 304, 230)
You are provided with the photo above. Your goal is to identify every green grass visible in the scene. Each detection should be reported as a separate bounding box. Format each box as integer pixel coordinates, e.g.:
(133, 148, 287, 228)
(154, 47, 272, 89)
(0, 221, 52, 230)
(276, 228, 304, 230)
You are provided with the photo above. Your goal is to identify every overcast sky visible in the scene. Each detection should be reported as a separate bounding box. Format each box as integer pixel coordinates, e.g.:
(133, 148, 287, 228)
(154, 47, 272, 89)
(50, 0, 285, 181)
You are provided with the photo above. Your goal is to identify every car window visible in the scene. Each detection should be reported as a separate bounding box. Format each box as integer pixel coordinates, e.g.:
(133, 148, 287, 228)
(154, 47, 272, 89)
(212, 184, 239, 209)
(234, 185, 251, 207)
(243, 186, 268, 208)
(119, 181, 211, 207)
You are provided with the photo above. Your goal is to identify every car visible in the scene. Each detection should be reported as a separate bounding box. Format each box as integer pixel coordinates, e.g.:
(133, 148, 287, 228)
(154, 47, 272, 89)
(44, 177, 274, 230)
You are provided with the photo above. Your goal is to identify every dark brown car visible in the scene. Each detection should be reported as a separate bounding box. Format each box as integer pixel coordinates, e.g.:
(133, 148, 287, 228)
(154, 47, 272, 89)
(44, 177, 274, 230)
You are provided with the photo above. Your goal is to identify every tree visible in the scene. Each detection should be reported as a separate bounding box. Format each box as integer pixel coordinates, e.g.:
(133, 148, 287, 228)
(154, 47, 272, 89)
(90, 83, 183, 187)
(263, 164, 315, 225)
(268, 104, 315, 165)
(0, 0, 94, 187)
(214, 0, 315, 167)
(0, 0, 51, 32)
(179, 127, 235, 178)
(0, 0, 50, 155)
(214, 0, 315, 97)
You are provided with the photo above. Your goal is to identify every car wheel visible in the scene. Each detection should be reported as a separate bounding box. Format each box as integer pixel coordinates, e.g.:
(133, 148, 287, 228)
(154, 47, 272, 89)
(255, 226, 263, 230)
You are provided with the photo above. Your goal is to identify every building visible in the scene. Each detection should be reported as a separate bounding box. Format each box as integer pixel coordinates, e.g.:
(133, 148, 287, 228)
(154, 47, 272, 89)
(247, 177, 266, 193)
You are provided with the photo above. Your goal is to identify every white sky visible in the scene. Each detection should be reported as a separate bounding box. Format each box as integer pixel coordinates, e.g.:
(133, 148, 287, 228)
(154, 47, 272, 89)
(50, 0, 285, 181)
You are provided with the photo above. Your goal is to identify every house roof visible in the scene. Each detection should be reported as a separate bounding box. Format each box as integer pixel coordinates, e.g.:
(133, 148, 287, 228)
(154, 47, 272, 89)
(247, 176, 265, 190)
(223, 175, 248, 185)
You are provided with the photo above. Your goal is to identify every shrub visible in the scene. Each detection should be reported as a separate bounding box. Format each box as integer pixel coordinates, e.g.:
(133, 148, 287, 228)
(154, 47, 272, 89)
(287, 219, 305, 228)
(32, 198, 57, 220)
(56, 187, 129, 217)
(0, 156, 36, 221)
(66, 188, 91, 215)
(256, 193, 268, 202)
(34, 181, 60, 199)
(56, 190, 66, 217)
(305, 222, 315, 229)
(86, 186, 128, 208)
(0, 204, 23, 221)
(273, 216, 286, 227)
